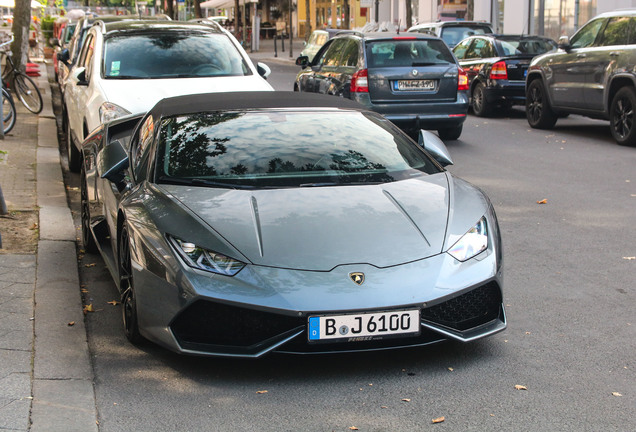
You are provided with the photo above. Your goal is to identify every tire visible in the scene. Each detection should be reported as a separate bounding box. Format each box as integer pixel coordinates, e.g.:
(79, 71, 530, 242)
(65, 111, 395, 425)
(66, 120, 81, 173)
(438, 124, 463, 141)
(13, 73, 43, 114)
(80, 166, 98, 253)
(526, 79, 558, 129)
(472, 82, 492, 117)
(610, 86, 636, 147)
(2, 88, 16, 135)
(119, 223, 143, 344)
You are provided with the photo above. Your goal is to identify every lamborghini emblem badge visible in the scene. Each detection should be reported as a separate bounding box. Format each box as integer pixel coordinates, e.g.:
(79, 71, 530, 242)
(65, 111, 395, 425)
(349, 272, 365, 285)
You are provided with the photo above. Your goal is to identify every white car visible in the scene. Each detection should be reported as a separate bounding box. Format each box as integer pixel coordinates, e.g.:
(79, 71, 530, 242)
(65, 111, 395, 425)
(62, 20, 273, 172)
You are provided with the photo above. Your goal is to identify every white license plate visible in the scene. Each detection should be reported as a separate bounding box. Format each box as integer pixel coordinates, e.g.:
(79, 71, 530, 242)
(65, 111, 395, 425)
(396, 80, 436, 91)
(308, 309, 420, 342)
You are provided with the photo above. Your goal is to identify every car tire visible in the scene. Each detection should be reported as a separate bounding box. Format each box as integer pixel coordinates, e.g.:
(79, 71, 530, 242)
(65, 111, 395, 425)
(119, 223, 144, 345)
(526, 79, 558, 129)
(438, 125, 463, 141)
(610, 86, 636, 147)
(80, 166, 98, 254)
(472, 82, 492, 117)
(66, 121, 82, 173)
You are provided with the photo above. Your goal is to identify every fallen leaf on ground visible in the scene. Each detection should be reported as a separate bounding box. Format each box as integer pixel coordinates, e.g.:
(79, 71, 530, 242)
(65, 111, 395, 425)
(514, 385, 527, 390)
(401, 398, 411, 402)
(536, 199, 548, 204)
(432, 417, 445, 424)
(67, 321, 75, 326)
(83, 304, 94, 314)
(380, 406, 388, 409)
(107, 301, 120, 306)
(623, 257, 635, 260)
(256, 390, 268, 394)
(448, 367, 454, 372)
(81, 289, 89, 293)
(84, 263, 96, 268)
(29, 223, 38, 230)
(349, 427, 359, 430)
(612, 392, 622, 397)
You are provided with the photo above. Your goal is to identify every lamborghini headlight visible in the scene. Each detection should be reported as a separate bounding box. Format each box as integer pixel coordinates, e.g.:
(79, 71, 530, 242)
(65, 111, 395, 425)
(169, 236, 245, 276)
(447, 216, 488, 262)
(99, 102, 131, 124)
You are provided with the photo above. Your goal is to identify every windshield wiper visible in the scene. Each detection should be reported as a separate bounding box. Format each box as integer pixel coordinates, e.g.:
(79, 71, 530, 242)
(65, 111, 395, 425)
(299, 181, 385, 187)
(157, 176, 254, 190)
(411, 62, 445, 66)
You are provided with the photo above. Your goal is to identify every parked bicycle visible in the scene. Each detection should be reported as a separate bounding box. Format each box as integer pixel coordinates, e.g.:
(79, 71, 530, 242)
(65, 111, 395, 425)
(0, 37, 17, 135)
(1, 40, 43, 115)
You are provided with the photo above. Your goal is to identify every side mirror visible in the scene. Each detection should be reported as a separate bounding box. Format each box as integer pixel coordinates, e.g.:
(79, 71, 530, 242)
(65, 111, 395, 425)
(257, 62, 271, 79)
(57, 48, 70, 66)
(98, 140, 129, 187)
(557, 35, 571, 51)
(296, 55, 309, 67)
(418, 130, 454, 167)
(72, 67, 88, 86)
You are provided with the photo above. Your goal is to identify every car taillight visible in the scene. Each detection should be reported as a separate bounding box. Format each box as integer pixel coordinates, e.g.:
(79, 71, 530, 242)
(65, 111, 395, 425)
(489, 61, 508, 79)
(351, 69, 369, 93)
(458, 67, 469, 91)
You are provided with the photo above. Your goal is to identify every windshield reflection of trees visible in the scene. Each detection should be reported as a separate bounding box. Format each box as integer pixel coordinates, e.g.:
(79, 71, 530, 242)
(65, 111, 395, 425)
(159, 114, 396, 187)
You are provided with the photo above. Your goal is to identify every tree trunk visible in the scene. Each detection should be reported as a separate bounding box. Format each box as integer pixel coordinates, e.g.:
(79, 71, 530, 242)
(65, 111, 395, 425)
(166, 0, 175, 21)
(235, 0, 240, 38)
(194, 0, 202, 18)
(343, 0, 350, 30)
(10, 0, 31, 73)
(405, 0, 412, 30)
(305, 0, 311, 40)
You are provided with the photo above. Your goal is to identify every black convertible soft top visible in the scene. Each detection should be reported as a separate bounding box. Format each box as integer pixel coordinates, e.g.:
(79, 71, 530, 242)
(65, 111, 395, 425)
(151, 91, 366, 118)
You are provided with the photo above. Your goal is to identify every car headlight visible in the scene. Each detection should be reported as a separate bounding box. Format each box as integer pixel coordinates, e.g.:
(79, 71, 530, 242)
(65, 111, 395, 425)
(168, 236, 245, 276)
(99, 102, 131, 124)
(447, 216, 488, 262)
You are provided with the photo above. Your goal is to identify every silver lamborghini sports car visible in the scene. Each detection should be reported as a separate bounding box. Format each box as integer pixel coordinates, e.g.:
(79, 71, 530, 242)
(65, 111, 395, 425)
(80, 91, 506, 357)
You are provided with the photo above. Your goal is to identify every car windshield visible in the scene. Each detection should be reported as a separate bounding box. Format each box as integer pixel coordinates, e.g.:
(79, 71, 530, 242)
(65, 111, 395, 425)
(102, 32, 250, 79)
(441, 26, 492, 47)
(155, 110, 442, 189)
(366, 39, 455, 67)
(497, 37, 557, 56)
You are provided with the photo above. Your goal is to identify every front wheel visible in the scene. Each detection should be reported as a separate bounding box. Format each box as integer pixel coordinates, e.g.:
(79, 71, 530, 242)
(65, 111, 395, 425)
(610, 86, 636, 147)
(80, 166, 98, 253)
(526, 79, 557, 129)
(13, 73, 43, 114)
(119, 223, 143, 344)
(438, 125, 463, 141)
(2, 88, 16, 135)
(66, 120, 81, 173)
(472, 82, 492, 117)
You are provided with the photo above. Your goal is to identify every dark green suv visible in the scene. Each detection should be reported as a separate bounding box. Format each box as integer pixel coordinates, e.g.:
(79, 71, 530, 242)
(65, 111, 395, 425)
(525, 9, 636, 146)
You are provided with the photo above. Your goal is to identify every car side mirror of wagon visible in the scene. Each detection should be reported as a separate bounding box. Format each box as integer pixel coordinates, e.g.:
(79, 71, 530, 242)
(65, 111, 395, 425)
(557, 35, 571, 51)
(296, 55, 309, 68)
(98, 140, 130, 188)
(418, 130, 454, 167)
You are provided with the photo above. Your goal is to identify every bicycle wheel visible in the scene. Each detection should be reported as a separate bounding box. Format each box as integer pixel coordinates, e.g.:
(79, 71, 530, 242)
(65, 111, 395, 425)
(2, 88, 16, 135)
(13, 73, 43, 114)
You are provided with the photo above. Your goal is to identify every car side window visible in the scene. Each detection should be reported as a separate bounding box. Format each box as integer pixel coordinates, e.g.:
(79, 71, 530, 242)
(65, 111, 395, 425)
(78, 33, 94, 69)
(313, 40, 333, 66)
(453, 38, 472, 59)
(321, 39, 348, 67)
(570, 18, 605, 49)
(464, 38, 491, 59)
(598, 16, 630, 46)
(132, 115, 155, 181)
(83, 36, 95, 79)
(340, 40, 360, 67)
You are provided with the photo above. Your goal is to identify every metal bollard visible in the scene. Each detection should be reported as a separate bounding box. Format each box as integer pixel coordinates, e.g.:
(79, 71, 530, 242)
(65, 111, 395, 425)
(274, 35, 278, 57)
(281, 35, 285, 52)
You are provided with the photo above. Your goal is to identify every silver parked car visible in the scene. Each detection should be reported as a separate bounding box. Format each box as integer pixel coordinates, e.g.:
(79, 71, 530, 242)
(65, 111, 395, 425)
(80, 91, 505, 357)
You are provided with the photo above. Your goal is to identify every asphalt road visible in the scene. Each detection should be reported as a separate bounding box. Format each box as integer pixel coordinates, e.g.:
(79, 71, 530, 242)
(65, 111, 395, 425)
(58, 63, 636, 432)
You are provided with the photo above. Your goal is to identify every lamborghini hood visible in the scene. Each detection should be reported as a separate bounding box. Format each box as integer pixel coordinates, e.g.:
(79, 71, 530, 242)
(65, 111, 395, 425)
(161, 173, 451, 271)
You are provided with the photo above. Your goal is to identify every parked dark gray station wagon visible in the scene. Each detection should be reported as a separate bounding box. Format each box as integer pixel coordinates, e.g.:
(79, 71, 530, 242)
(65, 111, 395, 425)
(294, 32, 469, 141)
(526, 9, 636, 146)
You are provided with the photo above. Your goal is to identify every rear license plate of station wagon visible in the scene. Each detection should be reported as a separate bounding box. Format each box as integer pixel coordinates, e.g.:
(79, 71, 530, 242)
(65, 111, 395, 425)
(395, 79, 436, 91)
(308, 309, 420, 342)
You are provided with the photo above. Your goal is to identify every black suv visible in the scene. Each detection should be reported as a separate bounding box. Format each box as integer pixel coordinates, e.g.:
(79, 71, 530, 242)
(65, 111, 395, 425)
(526, 9, 636, 146)
(295, 32, 469, 140)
